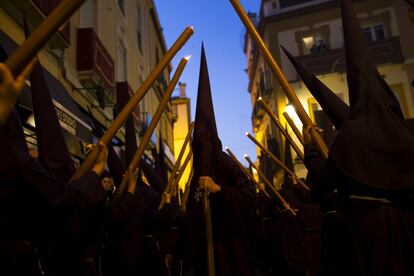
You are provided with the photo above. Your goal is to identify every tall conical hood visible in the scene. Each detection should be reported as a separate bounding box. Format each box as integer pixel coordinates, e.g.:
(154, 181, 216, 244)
(24, 14, 74, 182)
(329, 0, 414, 190)
(116, 82, 137, 167)
(192, 44, 222, 177)
(88, 108, 125, 186)
(342, 0, 403, 115)
(155, 134, 168, 185)
(281, 46, 349, 129)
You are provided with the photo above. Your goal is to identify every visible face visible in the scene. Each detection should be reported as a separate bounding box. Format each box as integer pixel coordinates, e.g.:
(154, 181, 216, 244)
(101, 177, 115, 191)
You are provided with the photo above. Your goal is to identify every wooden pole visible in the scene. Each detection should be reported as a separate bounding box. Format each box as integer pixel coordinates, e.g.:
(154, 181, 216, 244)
(5, 0, 86, 76)
(257, 97, 304, 161)
(246, 132, 310, 191)
(180, 166, 194, 212)
(71, 28, 194, 181)
(225, 147, 271, 198)
(158, 122, 194, 210)
(229, 0, 328, 158)
(170, 150, 193, 198)
(245, 156, 296, 216)
(204, 192, 215, 276)
(111, 56, 190, 204)
(283, 112, 305, 146)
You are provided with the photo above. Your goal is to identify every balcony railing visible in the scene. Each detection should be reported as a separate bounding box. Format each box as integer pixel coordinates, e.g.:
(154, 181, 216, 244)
(295, 36, 404, 76)
(251, 100, 266, 131)
(262, 0, 332, 18)
(77, 28, 115, 104)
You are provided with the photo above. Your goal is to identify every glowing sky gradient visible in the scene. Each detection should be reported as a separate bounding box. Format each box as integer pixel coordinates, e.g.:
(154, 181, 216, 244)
(155, 0, 261, 165)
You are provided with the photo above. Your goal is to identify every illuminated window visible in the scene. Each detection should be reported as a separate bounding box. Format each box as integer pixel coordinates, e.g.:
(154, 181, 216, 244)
(302, 34, 328, 55)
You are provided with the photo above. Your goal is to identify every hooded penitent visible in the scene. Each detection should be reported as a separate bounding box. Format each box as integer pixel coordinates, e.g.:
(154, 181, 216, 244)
(192, 44, 222, 178)
(282, 45, 414, 137)
(329, 0, 414, 190)
(116, 82, 137, 167)
(281, 46, 349, 130)
(24, 15, 74, 182)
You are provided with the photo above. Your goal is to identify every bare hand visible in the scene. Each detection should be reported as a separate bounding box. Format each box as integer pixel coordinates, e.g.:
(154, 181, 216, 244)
(303, 125, 312, 145)
(162, 192, 172, 204)
(0, 60, 36, 125)
(92, 142, 108, 176)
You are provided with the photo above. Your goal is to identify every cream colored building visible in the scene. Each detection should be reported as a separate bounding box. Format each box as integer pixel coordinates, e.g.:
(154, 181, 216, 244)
(245, 0, 414, 183)
(171, 82, 192, 190)
(0, 0, 174, 167)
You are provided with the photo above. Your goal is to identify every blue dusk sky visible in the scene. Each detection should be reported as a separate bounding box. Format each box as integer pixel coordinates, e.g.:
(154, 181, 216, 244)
(155, 0, 261, 166)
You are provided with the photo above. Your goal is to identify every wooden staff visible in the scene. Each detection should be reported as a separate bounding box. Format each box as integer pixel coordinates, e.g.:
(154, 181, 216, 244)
(257, 97, 304, 161)
(180, 166, 194, 212)
(5, 0, 86, 76)
(204, 192, 215, 276)
(158, 122, 194, 210)
(245, 155, 296, 216)
(170, 150, 193, 199)
(229, 0, 328, 158)
(111, 56, 190, 204)
(283, 112, 305, 146)
(225, 147, 271, 198)
(246, 132, 310, 191)
(71, 28, 194, 181)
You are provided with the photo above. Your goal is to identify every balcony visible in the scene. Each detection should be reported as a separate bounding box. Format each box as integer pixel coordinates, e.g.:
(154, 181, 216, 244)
(77, 28, 115, 105)
(295, 36, 404, 76)
(262, 0, 332, 18)
(0, 0, 70, 47)
(260, 70, 273, 98)
(251, 100, 266, 132)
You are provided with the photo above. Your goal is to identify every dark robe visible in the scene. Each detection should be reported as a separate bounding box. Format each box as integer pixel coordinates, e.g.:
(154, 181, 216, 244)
(0, 123, 107, 275)
(305, 143, 414, 276)
(186, 152, 257, 276)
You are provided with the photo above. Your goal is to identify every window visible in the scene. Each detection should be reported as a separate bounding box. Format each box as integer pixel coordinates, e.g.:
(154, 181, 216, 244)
(272, 1, 278, 9)
(118, 0, 125, 16)
(80, 0, 98, 32)
(297, 26, 330, 55)
(117, 42, 127, 82)
(362, 24, 386, 42)
(302, 34, 329, 54)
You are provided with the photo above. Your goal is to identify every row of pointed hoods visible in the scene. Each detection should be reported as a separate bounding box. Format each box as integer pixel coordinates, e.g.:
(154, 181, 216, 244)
(283, 0, 414, 190)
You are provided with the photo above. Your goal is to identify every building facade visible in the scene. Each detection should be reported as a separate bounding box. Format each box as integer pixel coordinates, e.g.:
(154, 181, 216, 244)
(171, 82, 192, 190)
(0, 0, 174, 168)
(245, 0, 414, 183)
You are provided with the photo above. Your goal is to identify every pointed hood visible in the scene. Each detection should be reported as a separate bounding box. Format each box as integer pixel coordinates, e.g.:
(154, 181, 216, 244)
(8, 106, 29, 154)
(192, 44, 222, 177)
(281, 46, 350, 129)
(25, 14, 74, 182)
(155, 134, 168, 185)
(88, 108, 125, 186)
(30, 62, 75, 182)
(116, 82, 137, 167)
(329, 0, 414, 190)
